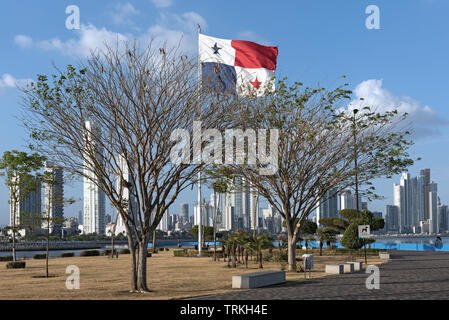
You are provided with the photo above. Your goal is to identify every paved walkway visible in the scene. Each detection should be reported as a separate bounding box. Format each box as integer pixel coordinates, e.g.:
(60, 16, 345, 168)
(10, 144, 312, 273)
(193, 251, 449, 300)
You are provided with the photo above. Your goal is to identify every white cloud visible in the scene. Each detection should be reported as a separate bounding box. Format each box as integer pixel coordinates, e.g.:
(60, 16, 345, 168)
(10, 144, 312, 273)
(151, 0, 173, 8)
(109, 2, 140, 25)
(14, 35, 33, 48)
(0, 74, 33, 94)
(36, 24, 130, 58)
(348, 79, 447, 138)
(15, 11, 206, 58)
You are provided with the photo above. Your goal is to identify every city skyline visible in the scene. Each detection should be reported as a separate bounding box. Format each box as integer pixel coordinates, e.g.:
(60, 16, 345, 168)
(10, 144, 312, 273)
(1, 1, 449, 225)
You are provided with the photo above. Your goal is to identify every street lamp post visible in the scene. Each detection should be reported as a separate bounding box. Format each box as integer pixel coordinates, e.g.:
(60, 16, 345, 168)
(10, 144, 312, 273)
(352, 108, 367, 265)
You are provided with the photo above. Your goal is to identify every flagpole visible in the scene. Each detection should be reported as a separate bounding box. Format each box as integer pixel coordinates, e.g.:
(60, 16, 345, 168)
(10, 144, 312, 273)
(197, 24, 203, 257)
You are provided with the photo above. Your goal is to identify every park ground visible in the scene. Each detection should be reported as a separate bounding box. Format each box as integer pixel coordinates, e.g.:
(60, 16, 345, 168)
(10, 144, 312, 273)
(0, 249, 384, 300)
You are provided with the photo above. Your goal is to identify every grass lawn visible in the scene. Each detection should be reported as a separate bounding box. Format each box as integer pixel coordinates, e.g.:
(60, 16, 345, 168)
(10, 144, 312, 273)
(0, 249, 385, 300)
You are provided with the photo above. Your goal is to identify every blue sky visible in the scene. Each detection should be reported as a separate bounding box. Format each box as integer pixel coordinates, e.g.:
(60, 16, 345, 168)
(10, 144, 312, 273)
(0, 0, 448, 225)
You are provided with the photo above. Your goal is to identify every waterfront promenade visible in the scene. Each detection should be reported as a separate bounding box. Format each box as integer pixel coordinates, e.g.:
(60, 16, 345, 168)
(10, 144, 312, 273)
(194, 251, 449, 300)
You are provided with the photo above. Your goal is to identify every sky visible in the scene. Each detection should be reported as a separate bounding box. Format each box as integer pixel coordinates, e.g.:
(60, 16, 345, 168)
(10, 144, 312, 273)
(0, 0, 448, 225)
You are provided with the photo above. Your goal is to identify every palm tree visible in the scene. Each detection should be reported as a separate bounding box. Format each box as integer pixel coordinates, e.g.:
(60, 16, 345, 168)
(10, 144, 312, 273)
(225, 233, 239, 268)
(251, 232, 274, 269)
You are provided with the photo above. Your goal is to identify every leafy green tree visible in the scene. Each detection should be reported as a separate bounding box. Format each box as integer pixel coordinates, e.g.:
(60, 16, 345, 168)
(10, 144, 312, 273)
(250, 231, 275, 269)
(316, 228, 339, 255)
(0, 150, 46, 262)
(222, 78, 414, 271)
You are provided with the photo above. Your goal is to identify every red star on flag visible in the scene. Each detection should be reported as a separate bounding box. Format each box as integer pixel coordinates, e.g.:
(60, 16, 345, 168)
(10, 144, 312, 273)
(250, 77, 262, 89)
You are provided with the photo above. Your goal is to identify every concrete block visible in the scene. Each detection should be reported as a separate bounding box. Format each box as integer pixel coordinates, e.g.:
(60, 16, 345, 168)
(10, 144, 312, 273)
(346, 261, 363, 271)
(325, 264, 344, 274)
(341, 263, 355, 273)
(232, 271, 286, 289)
(379, 252, 390, 259)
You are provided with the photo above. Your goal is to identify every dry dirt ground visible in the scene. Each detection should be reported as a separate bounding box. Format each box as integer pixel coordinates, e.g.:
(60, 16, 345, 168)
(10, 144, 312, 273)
(0, 250, 385, 300)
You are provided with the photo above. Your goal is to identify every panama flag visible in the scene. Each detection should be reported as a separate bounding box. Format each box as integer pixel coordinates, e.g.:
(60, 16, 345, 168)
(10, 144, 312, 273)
(199, 33, 278, 96)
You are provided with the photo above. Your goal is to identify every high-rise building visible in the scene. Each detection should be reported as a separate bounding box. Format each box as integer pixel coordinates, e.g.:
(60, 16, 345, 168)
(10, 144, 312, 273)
(78, 210, 83, 225)
(340, 189, 362, 211)
(438, 204, 449, 232)
(421, 169, 431, 220)
(428, 182, 438, 234)
(83, 121, 106, 235)
(114, 154, 138, 236)
(385, 205, 399, 233)
(9, 176, 42, 231)
(316, 188, 338, 227)
(43, 161, 64, 236)
(180, 203, 189, 224)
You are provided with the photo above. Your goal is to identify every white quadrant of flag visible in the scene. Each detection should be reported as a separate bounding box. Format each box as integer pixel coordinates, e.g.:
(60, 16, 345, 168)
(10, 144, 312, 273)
(199, 34, 278, 96)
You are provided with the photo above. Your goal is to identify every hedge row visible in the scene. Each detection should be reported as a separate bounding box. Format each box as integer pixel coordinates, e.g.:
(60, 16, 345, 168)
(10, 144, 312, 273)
(33, 254, 47, 260)
(80, 250, 101, 257)
(6, 262, 26, 269)
(60, 252, 75, 258)
(0, 256, 13, 262)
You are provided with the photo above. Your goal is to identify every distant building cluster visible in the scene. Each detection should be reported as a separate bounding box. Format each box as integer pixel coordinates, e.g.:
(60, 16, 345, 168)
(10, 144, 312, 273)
(9, 123, 446, 238)
(385, 169, 449, 235)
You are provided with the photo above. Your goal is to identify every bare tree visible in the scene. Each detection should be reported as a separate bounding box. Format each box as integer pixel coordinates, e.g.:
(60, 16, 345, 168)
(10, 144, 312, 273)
(226, 79, 414, 271)
(21, 42, 240, 292)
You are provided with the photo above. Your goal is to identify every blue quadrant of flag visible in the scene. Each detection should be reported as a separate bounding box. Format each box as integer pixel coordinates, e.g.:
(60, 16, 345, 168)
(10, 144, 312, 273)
(201, 62, 237, 95)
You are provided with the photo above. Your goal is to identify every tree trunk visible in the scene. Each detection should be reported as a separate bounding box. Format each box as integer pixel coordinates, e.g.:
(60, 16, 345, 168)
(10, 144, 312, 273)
(259, 250, 263, 269)
(12, 203, 17, 263)
(126, 231, 138, 292)
(111, 233, 115, 258)
(213, 191, 218, 262)
(287, 233, 297, 272)
(245, 250, 248, 268)
(46, 221, 50, 277)
(152, 230, 156, 253)
(136, 239, 150, 292)
(232, 244, 236, 268)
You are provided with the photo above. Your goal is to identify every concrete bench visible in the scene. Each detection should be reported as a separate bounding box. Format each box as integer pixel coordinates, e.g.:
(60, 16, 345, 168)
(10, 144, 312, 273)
(379, 252, 390, 259)
(232, 271, 286, 289)
(325, 264, 344, 274)
(346, 261, 363, 271)
(341, 263, 355, 273)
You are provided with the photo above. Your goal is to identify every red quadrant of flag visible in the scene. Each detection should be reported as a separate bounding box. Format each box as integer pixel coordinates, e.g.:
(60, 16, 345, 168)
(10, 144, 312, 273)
(231, 40, 278, 71)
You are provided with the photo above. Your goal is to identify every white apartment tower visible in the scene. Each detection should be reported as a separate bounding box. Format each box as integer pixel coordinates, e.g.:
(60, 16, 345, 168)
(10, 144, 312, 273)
(83, 121, 106, 235)
(43, 161, 64, 235)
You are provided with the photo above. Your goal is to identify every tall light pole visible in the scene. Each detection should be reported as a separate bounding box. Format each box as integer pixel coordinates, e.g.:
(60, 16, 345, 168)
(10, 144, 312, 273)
(197, 24, 203, 257)
(352, 108, 360, 214)
(352, 108, 366, 264)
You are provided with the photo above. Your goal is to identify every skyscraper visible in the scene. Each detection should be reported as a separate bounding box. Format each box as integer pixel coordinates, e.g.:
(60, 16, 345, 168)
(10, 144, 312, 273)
(180, 203, 189, 224)
(438, 204, 449, 232)
(114, 154, 138, 236)
(316, 188, 338, 226)
(9, 176, 41, 232)
(83, 121, 106, 235)
(428, 182, 438, 234)
(385, 205, 399, 233)
(43, 161, 64, 236)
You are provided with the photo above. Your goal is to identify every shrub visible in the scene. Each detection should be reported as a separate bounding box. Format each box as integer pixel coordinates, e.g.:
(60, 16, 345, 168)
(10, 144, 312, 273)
(0, 256, 13, 262)
(119, 248, 130, 254)
(173, 249, 187, 257)
(60, 252, 75, 258)
(80, 250, 101, 257)
(103, 249, 118, 256)
(33, 254, 47, 260)
(164, 248, 170, 251)
(6, 261, 26, 269)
